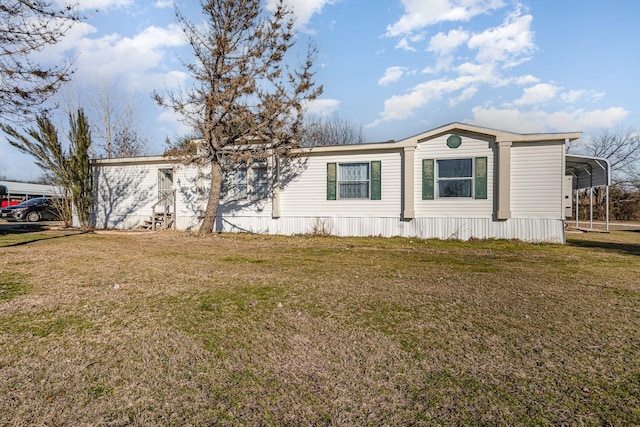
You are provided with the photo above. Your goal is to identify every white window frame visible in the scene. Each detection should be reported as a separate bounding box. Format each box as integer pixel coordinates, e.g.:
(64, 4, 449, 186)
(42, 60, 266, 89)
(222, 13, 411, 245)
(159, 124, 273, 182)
(338, 162, 370, 200)
(436, 158, 473, 198)
(225, 163, 269, 201)
(248, 163, 269, 199)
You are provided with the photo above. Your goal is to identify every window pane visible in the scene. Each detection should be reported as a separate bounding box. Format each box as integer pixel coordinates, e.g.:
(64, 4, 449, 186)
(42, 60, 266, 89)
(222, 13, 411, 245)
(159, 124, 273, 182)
(338, 163, 370, 199)
(339, 182, 369, 199)
(251, 167, 268, 197)
(437, 159, 472, 178)
(438, 179, 472, 197)
(226, 168, 247, 199)
(339, 163, 369, 181)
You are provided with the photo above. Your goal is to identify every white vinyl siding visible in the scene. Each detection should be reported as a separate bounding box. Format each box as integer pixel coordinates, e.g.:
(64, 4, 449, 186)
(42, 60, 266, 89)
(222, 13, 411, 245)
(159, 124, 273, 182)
(93, 163, 158, 229)
(280, 151, 401, 217)
(414, 134, 494, 218)
(511, 142, 564, 218)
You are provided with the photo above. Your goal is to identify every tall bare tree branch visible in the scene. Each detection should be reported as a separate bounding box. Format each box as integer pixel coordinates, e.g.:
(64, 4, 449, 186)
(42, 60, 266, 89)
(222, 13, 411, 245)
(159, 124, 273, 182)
(155, 0, 322, 234)
(304, 114, 366, 146)
(0, 0, 80, 120)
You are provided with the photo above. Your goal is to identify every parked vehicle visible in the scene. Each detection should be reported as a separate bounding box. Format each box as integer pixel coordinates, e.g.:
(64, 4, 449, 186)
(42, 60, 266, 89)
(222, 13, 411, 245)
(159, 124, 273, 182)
(0, 197, 61, 222)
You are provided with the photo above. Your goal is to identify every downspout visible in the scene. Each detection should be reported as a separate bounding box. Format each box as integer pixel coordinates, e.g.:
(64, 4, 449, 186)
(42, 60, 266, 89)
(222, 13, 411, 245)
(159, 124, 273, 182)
(271, 155, 281, 219)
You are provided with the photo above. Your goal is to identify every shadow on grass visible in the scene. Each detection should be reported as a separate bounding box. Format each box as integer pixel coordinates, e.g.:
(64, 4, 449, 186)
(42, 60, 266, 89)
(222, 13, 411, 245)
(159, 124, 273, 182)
(567, 238, 640, 256)
(0, 222, 91, 248)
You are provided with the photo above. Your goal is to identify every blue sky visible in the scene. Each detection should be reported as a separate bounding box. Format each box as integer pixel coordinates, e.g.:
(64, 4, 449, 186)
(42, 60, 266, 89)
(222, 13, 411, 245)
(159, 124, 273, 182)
(1, 0, 639, 181)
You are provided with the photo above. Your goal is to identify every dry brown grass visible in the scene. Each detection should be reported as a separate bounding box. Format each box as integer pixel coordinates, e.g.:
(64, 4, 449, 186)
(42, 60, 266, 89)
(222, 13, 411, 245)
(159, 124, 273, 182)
(1, 228, 639, 425)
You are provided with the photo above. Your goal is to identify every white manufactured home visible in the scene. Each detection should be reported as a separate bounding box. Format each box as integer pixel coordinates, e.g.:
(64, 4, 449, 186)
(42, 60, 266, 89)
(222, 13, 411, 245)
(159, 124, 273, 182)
(91, 123, 609, 243)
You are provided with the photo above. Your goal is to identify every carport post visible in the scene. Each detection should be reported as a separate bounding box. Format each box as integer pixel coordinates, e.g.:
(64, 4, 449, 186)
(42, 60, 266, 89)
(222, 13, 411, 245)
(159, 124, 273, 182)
(589, 186, 593, 229)
(575, 186, 579, 229)
(606, 185, 610, 232)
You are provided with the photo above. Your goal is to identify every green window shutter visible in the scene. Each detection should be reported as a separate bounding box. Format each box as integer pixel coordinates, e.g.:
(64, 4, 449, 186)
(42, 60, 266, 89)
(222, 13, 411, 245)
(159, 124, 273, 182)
(422, 159, 434, 200)
(327, 162, 337, 200)
(475, 157, 488, 199)
(370, 161, 381, 200)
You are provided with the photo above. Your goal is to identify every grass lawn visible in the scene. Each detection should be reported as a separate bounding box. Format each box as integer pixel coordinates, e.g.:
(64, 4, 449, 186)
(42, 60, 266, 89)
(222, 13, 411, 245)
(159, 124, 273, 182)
(1, 227, 639, 425)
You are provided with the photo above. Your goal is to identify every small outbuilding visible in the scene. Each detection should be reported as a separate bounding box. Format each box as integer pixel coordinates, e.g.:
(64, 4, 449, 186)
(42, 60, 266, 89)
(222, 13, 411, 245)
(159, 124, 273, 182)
(0, 180, 60, 208)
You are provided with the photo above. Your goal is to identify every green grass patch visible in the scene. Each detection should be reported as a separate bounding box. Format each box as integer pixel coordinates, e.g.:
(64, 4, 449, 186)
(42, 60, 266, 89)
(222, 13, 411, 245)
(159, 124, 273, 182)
(0, 271, 29, 301)
(0, 311, 93, 337)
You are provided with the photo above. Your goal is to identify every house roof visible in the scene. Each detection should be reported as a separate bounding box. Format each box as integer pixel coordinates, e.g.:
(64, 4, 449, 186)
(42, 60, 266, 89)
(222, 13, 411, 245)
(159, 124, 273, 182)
(566, 154, 610, 188)
(413, 122, 582, 144)
(91, 123, 585, 161)
(305, 122, 583, 155)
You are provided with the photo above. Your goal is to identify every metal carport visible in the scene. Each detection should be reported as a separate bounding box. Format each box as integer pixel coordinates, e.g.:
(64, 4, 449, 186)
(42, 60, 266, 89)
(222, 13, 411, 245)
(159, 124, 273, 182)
(565, 154, 611, 231)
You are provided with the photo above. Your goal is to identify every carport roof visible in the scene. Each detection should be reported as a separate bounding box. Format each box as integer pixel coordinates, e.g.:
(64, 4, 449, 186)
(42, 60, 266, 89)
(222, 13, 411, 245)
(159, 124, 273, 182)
(566, 154, 610, 189)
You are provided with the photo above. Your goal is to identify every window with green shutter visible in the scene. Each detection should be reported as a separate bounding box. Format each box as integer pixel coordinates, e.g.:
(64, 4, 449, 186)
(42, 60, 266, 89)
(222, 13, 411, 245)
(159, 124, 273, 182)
(327, 161, 381, 200)
(422, 159, 434, 200)
(371, 161, 381, 200)
(474, 157, 487, 199)
(326, 163, 336, 200)
(423, 157, 488, 199)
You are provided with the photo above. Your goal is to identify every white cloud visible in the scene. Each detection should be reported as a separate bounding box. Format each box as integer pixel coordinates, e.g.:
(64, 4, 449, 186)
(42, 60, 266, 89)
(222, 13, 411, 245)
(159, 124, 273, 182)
(154, 0, 173, 8)
(386, 0, 505, 37)
(428, 28, 469, 55)
(470, 106, 629, 133)
(378, 66, 408, 86)
(449, 86, 478, 106)
(367, 76, 477, 127)
(266, 0, 336, 31)
(73, 24, 186, 90)
(395, 38, 417, 52)
(560, 89, 605, 104)
(467, 7, 535, 67)
(514, 83, 558, 105)
(370, 3, 543, 128)
(305, 98, 341, 116)
(456, 62, 502, 85)
(65, 0, 134, 11)
(515, 75, 540, 85)
(157, 108, 193, 138)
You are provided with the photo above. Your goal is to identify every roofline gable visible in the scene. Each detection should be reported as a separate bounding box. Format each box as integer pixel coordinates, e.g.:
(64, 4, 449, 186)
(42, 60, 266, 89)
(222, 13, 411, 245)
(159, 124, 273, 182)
(411, 122, 582, 144)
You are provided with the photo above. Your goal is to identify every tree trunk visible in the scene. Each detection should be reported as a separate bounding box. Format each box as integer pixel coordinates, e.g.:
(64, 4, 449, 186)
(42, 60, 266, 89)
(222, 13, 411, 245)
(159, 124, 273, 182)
(199, 160, 223, 234)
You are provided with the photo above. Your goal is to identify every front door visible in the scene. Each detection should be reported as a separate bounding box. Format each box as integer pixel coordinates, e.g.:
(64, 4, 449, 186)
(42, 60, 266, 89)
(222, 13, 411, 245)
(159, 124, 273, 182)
(158, 168, 174, 213)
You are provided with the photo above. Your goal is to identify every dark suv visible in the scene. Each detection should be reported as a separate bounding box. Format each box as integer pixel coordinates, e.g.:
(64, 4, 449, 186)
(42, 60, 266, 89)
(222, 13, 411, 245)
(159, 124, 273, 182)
(0, 197, 61, 222)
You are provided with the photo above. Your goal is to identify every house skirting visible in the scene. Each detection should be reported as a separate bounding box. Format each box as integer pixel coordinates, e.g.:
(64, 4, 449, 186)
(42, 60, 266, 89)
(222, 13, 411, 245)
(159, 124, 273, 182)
(180, 216, 565, 243)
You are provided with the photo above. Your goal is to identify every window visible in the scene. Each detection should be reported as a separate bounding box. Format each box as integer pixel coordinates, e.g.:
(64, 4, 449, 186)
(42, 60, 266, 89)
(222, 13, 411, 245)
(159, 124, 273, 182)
(437, 159, 472, 198)
(249, 165, 269, 198)
(339, 162, 369, 199)
(327, 161, 381, 200)
(228, 168, 248, 199)
(422, 157, 487, 200)
(224, 164, 269, 200)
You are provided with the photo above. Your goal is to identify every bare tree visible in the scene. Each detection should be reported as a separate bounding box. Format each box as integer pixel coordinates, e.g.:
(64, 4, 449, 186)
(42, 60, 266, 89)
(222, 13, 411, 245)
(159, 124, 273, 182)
(303, 114, 366, 146)
(57, 79, 147, 158)
(570, 125, 640, 221)
(155, 0, 322, 235)
(0, 0, 79, 120)
(582, 125, 640, 187)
